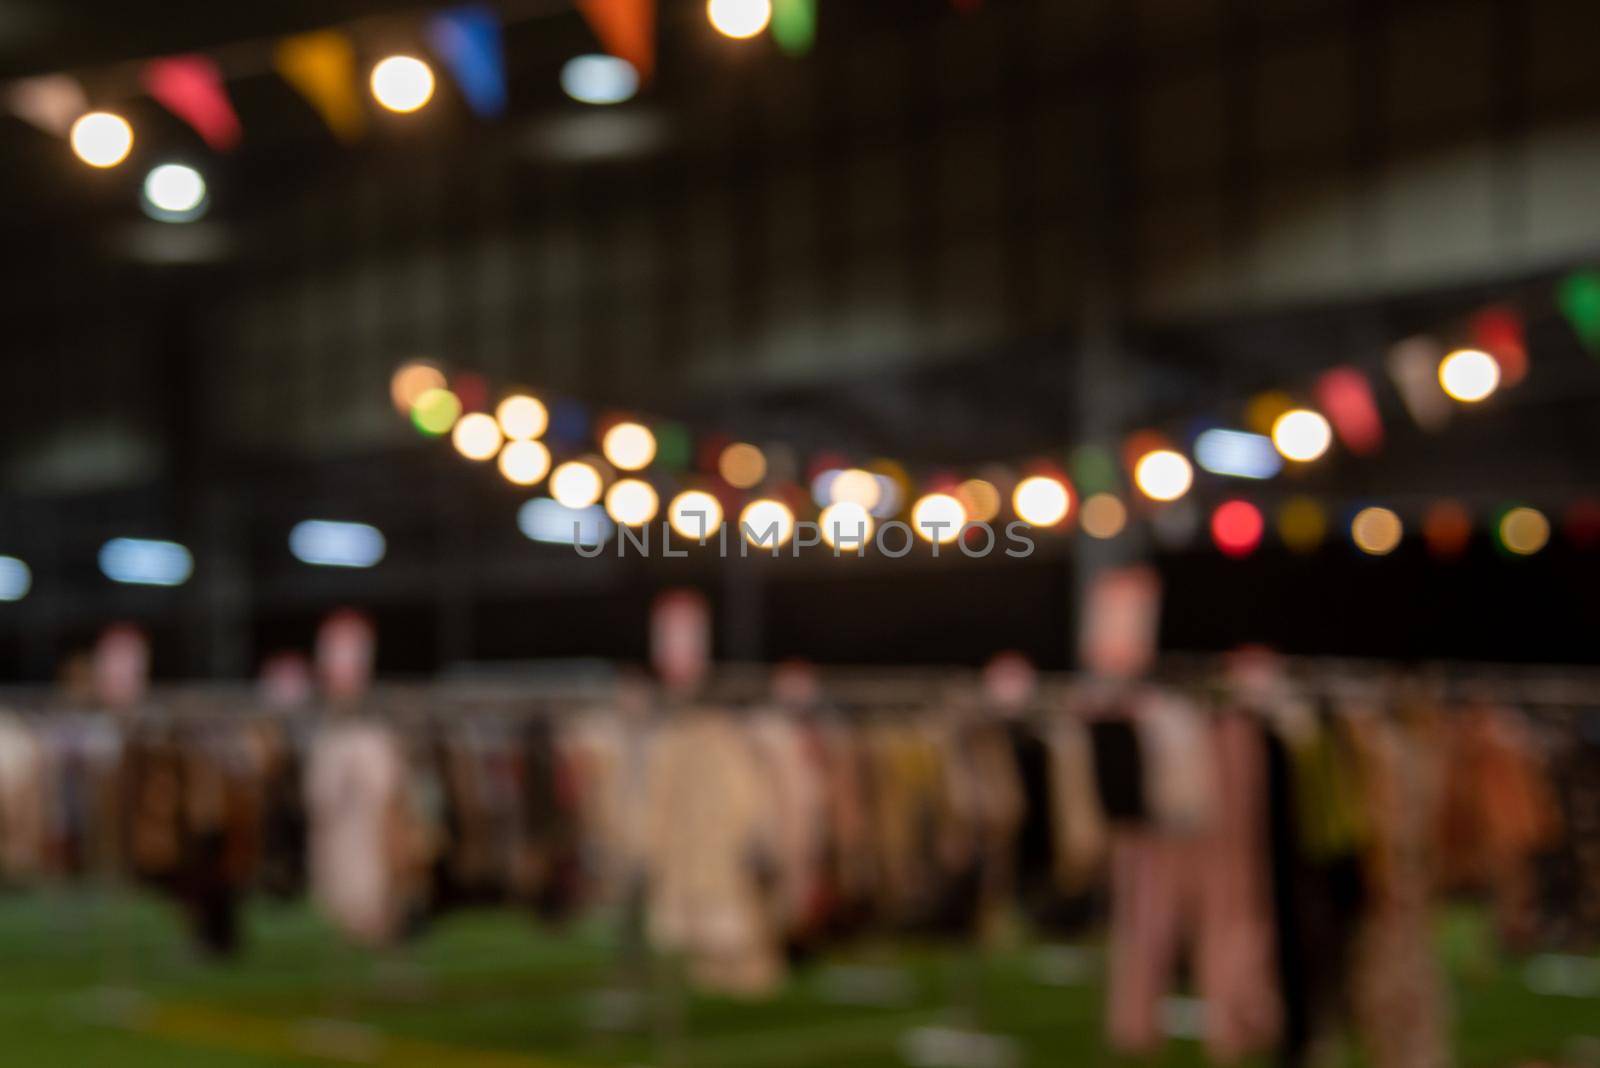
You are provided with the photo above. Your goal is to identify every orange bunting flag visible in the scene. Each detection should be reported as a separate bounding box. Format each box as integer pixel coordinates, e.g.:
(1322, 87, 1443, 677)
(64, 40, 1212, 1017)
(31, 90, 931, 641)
(274, 30, 366, 143)
(143, 55, 242, 151)
(577, 0, 656, 81)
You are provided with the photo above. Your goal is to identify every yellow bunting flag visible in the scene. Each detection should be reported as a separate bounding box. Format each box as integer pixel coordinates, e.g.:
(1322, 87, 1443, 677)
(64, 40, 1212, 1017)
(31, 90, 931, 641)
(274, 30, 365, 143)
(576, 0, 655, 81)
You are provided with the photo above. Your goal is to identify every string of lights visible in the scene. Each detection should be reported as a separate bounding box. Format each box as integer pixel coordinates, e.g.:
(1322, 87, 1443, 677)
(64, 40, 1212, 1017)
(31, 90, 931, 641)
(389, 269, 1600, 562)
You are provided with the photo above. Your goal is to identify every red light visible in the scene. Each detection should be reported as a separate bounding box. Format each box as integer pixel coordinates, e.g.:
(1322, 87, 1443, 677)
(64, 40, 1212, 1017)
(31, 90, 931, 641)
(1565, 499, 1600, 550)
(1314, 367, 1383, 456)
(1470, 305, 1527, 386)
(1211, 500, 1263, 558)
(1422, 500, 1473, 560)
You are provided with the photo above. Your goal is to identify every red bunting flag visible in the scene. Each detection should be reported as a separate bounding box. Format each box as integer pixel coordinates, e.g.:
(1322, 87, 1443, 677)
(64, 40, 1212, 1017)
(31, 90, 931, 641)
(577, 0, 656, 81)
(142, 55, 241, 151)
(1469, 306, 1528, 386)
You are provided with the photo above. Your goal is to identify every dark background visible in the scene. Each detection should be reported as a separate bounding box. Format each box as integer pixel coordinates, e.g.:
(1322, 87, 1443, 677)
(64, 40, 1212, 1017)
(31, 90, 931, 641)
(1, 0, 1598, 679)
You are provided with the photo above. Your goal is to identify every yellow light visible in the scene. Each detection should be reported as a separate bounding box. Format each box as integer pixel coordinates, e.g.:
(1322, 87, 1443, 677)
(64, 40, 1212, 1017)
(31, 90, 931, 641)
(912, 493, 966, 544)
(1277, 496, 1327, 553)
(390, 361, 447, 415)
(1080, 493, 1127, 539)
(1438, 348, 1500, 403)
(452, 412, 503, 461)
(1499, 506, 1549, 555)
(70, 111, 133, 168)
(605, 479, 659, 527)
(602, 421, 656, 471)
(371, 55, 435, 113)
(1133, 450, 1193, 502)
(498, 440, 552, 486)
(496, 395, 548, 440)
(740, 498, 795, 548)
(1245, 390, 1294, 437)
(1013, 476, 1071, 527)
(1271, 409, 1333, 462)
(708, 0, 772, 38)
(819, 502, 874, 551)
(719, 442, 766, 488)
(956, 479, 1001, 524)
(411, 387, 461, 436)
(830, 468, 881, 510)
(550, 461, 603, 508)
(1351, 506, 1403, 555)
(668, 490, 724, 541)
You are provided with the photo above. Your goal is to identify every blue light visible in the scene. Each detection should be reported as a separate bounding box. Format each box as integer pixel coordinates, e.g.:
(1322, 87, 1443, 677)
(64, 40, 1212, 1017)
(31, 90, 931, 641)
(99, 538, 193, 587)
(0, 556, 30, 601)
(1194, 429, 1282, 480)
(560, 55, 640, 106)
(289, 520, 386, 569)
(518, 498, 612, 546)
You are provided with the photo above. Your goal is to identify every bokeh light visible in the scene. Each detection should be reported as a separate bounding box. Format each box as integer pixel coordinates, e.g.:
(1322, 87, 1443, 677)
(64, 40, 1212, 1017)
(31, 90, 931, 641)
(820, 501, 874, 551)
(1194, 428, 1282, 480)
(498, 440, 552, 486)
(912, 493, 966, 544)
(708, 0, 772, 39)
(1351, 506, 1403, 556)
(550, 461, 603, 508)
(1564, 499, 1600, 550)
(955, 479, 1002, 524)
(1438, 348, 1501, 403)
(0, 556, 31, 601)
(719, 442, 767, 488)
(741, 498, 795, 548)
(560, 54, 640, 105)
(371, 55, 435, 113)
(602, 421, 657, 471)
(1497, 506, 1550, 556)
(1079, 493, 1127, 539)
(1133, 450, 1193, 502)
(1423, 500, 1473, 559)
(1245, 391, 1294, 437)
(411, 387, 462, 436)
(142, 163, 207, 221)
(496, 394, 548, 441)
(605, 479, 658, 526)
(452, 412, 503, 461)
(390, 361, 447, 415)
(668, 490, 724, 541)
(1271, 409, 1333, 462)
(1276, 496, 1327, 554)
(1013, 476, 1070, 527)
(1069, 445, 1118, 496)
(830, 468, 881, 510)
(70, 111, 133, 168)
(1211, 500, 1264, 558)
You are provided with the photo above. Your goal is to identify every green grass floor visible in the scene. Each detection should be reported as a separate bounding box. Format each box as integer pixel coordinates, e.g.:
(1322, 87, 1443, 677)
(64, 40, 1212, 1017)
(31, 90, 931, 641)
(0, 889, 1593, 1067)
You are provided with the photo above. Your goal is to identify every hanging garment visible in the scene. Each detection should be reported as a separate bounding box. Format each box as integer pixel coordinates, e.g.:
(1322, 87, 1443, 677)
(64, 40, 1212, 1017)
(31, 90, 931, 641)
(1344, 710, 1450, 1068)
(1044, 715, 1107, 899)
(0, 714, 46, 881)
(305, 721, 415, 947)
(643, 710, 783, 996)
(1106, 712, 1281, 1063)
(1089, 717, 1147, 824)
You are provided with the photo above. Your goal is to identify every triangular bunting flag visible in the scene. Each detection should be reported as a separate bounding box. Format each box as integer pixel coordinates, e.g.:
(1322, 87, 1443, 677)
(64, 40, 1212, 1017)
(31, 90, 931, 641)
(5, 74, 88, 137)
(274, 30, 366, 143)
(426, 5, 507, 118)
(577, 0, 655, 81)
(771, 0, 817, 55)
(143, 55, 242, 151)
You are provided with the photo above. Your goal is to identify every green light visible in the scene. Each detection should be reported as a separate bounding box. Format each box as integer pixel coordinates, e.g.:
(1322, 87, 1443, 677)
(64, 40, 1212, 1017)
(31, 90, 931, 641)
(654, 421, 693, 472)
(772, 0, 816, 55)
(1558, 269, 1600, 353)
(1069, 444, 1118, 496)
(412, 387, 462, 436)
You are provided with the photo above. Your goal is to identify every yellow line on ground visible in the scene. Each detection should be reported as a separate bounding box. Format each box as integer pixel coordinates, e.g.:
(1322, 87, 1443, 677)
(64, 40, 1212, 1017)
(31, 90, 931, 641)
(123, 1001, 588, 1068)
